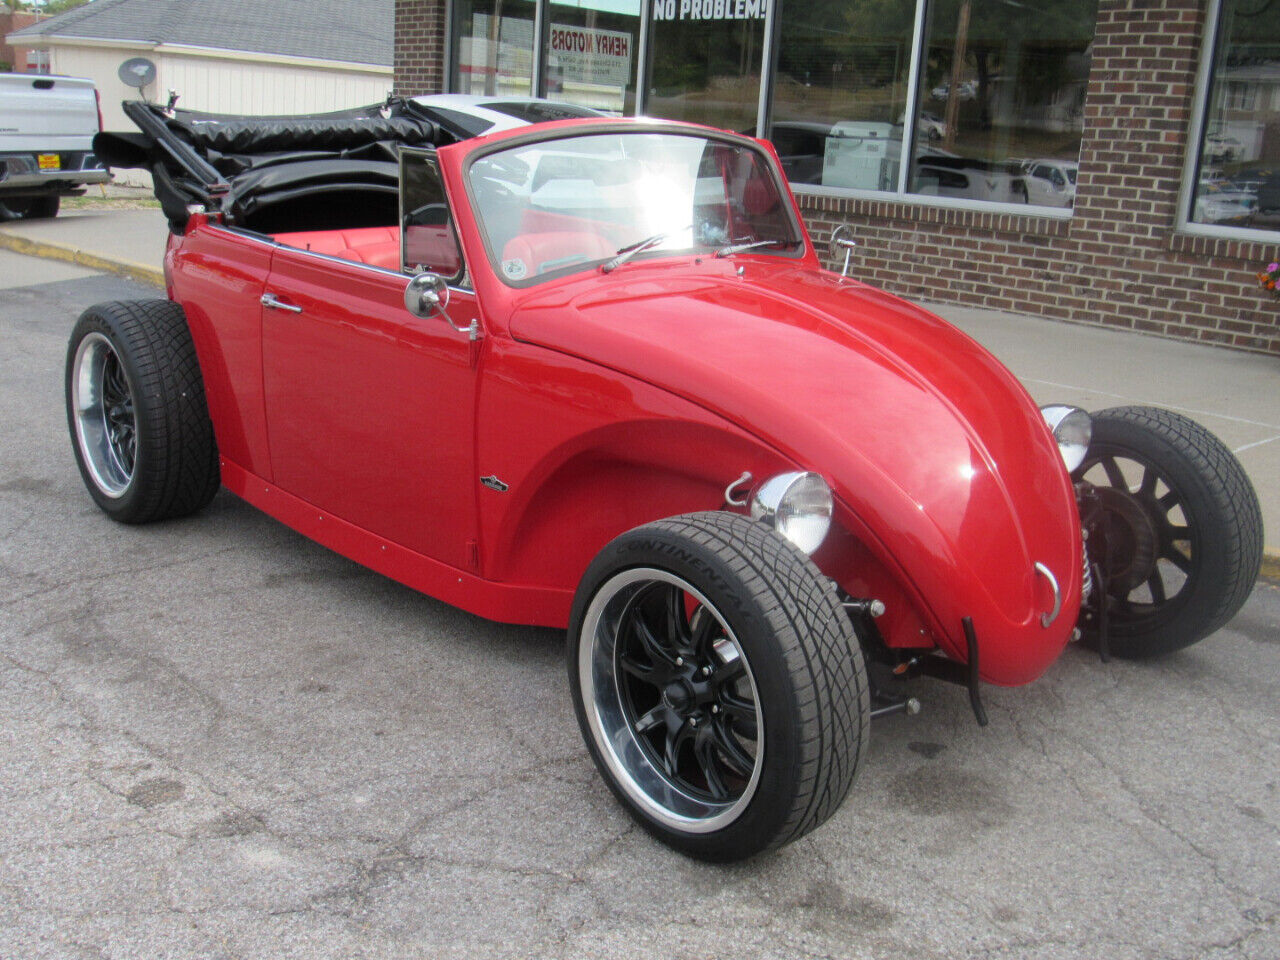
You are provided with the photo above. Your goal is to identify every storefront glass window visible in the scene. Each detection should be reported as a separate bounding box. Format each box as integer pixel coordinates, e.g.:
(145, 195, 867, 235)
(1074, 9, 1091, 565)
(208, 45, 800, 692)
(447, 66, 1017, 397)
(1190, 0, 1280, 230)
(645, 0, 767, 133)
(442, 0, 1101, 213)
(768, 1, 915, 190)
(546, 0, 641, 113)
(450, 0, 537, 97)
(910, 0, 1095, 207)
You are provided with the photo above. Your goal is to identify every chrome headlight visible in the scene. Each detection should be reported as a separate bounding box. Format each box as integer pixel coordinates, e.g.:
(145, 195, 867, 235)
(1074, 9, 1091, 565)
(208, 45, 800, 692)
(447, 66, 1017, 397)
(1040, 405, 1091, 473)
(750, 471, 833, 555)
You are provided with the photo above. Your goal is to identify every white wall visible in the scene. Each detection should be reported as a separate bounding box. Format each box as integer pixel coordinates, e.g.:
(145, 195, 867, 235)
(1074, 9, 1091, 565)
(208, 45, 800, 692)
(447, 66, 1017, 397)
(47, 42, 393, 186)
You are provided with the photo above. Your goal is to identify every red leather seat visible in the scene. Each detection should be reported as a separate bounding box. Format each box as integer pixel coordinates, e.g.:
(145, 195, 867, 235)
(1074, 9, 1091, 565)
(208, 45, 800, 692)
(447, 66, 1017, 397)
(273, 226, 402, 271)
(501, 231, 614, 277)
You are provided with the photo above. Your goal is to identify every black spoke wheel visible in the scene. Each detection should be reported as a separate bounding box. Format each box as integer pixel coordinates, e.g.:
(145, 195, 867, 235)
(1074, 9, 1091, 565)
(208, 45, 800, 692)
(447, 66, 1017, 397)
(1073, 406, 1262, 658)
(65, 301, 220, 523)
(587, 569, 765, 828)
(569, 512, 869, 861)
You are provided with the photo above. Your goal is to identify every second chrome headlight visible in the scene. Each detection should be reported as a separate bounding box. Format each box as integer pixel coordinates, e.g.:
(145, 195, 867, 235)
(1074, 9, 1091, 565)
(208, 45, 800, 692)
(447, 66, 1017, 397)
(750, 471, 833, 555)
(1040, 404, 1092, 473)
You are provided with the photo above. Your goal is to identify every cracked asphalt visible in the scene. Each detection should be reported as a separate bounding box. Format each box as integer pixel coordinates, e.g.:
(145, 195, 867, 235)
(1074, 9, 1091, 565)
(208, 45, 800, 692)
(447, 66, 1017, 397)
(2, 257, 1278, 960)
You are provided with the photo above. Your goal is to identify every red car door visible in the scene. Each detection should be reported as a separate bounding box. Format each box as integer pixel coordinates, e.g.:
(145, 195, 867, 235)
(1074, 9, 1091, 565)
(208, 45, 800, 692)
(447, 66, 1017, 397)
(259, 250, 481, 572)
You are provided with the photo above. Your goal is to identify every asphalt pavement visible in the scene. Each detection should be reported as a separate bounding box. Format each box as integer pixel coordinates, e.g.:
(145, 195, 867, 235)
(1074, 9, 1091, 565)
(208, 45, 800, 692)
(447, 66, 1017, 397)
(1, 219, 1279, 959)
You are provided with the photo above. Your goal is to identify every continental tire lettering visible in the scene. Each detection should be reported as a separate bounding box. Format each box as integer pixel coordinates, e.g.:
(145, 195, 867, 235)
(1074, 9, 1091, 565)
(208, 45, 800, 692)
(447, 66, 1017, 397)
(617, 538, 745, 611)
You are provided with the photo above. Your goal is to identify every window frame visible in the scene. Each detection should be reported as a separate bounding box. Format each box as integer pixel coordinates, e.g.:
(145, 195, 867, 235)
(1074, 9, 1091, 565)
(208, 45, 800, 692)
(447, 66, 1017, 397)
(443, 0, 1086, 219)
(1176, 0, 1280, 242)
(399, 146, 469, 286)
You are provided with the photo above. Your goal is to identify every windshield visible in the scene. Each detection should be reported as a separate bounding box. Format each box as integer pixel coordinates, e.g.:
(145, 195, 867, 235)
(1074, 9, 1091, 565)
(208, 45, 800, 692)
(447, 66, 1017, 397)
(467, 131, 801, 284)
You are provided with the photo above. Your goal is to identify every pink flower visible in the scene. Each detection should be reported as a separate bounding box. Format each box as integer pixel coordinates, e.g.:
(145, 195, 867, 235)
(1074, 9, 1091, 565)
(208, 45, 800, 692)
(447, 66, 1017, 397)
(1268, 262, 1278, 272)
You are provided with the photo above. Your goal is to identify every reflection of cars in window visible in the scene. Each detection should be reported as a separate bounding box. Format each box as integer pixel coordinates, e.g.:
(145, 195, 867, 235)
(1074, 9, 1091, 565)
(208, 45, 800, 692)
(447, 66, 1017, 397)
(914, 155, 1023, 203)
(1203, 130, 1242, 164)
(1194, 177, 1256, 223)
(1019, 159, 1078, 208)
(916, 111, 947, 141)
(746, 121, 833, 185)
(81, 96, 1263, 864)
(929, 79, 977, 101)
(892, 111, 947, 142)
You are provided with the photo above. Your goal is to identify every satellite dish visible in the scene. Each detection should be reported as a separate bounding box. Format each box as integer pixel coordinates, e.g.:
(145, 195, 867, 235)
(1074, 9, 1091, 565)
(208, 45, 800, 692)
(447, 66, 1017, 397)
(118, 57, 157, 90)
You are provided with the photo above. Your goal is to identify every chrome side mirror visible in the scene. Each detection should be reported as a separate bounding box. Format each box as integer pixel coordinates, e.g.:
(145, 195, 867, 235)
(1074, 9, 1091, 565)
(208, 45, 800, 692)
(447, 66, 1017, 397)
(828, 224, 857, 277)
(403, 272, 481, 341)
(404, 272, 450, 318)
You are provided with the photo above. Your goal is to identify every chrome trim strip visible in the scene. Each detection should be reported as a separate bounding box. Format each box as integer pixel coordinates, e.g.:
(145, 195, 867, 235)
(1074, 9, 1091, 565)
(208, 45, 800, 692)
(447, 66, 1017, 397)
(208, 223, 474, 293)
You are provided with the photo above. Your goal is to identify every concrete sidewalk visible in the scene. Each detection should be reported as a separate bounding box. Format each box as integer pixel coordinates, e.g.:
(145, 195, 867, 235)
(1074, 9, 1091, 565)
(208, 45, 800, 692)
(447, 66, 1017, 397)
(2, 204, 1277, 568)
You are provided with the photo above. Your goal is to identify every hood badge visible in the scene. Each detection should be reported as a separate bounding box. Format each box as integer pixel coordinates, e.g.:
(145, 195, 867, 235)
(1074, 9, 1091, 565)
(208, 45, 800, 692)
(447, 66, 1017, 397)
(480, 475, 509, 493)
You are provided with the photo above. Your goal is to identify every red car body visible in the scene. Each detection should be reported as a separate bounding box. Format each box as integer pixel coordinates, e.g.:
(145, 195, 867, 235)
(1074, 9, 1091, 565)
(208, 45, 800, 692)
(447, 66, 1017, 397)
(162, 117, 1081, 689)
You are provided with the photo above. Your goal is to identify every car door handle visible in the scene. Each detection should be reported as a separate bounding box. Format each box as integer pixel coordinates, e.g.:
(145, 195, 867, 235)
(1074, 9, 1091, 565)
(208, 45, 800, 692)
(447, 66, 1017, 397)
(260, 293, 302, 313)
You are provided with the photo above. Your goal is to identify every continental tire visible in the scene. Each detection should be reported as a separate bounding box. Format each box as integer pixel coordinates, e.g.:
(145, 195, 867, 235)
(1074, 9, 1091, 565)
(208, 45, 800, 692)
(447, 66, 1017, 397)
(568, 511, 869, 861)
(65, 300, 219, 523)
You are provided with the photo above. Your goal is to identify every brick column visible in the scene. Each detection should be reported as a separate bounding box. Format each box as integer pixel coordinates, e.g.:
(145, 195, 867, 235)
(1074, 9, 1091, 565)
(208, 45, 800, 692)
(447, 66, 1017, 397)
(395, 0, 448, 96)
(1068, 0, 1212, 341)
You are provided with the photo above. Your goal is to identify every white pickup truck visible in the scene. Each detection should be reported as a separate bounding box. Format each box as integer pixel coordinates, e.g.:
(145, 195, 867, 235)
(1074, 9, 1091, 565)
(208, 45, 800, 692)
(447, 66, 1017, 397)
(0, 72, 109, 219)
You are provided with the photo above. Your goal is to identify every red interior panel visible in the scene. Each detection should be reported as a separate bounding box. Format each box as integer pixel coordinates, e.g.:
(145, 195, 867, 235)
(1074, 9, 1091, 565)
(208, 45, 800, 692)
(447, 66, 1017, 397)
(273, 226, 402, 271)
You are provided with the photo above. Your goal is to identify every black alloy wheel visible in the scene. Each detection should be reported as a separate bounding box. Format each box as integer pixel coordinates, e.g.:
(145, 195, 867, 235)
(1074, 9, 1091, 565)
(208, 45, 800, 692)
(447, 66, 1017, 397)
(597, 570, 764, 820)
(569, 511, 869, 861)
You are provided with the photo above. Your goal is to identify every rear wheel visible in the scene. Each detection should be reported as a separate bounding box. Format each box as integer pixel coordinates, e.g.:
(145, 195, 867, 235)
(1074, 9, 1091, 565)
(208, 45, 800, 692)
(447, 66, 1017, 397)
(65, 300, 220, 523)
(1073, 406, 1262, 658)
(568, 511, 869, 861)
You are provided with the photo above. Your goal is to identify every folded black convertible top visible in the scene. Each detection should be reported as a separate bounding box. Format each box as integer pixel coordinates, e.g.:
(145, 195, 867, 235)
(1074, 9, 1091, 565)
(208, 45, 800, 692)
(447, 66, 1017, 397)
(95, 98, 447, 232)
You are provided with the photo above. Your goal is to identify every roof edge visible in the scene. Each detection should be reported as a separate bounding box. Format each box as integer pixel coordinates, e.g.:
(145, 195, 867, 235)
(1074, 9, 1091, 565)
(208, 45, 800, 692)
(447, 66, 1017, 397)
(4, 34, 391, 73)
(158, 42, 391, 73)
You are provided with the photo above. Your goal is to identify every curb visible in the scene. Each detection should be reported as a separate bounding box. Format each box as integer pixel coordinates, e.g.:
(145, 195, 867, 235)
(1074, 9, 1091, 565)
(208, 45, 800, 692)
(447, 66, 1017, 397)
(1263, 550, 1280, 584)
(0, 229, 164, 288)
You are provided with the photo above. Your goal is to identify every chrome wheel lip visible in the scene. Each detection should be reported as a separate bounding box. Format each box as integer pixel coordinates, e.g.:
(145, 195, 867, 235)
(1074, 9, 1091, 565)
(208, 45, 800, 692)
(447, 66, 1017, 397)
(579, 566, 764, 834)
(71, 332, 135, 499)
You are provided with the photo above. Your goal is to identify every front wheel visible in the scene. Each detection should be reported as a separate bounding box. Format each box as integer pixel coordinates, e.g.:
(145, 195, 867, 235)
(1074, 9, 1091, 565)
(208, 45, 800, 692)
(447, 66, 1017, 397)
(568, 511, 869, 861)
(1073, 406, 1262, 658)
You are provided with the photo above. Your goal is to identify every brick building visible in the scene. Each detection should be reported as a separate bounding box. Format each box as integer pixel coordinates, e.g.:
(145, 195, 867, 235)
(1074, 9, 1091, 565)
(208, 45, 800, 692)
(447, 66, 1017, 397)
(0, 5, 45, 72)
(395, 0, 1280, 356)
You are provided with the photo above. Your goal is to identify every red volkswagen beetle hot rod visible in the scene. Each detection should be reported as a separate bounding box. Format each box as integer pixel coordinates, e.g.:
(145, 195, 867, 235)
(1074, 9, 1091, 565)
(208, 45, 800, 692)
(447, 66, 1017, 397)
(71, 98, 1263, 861)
